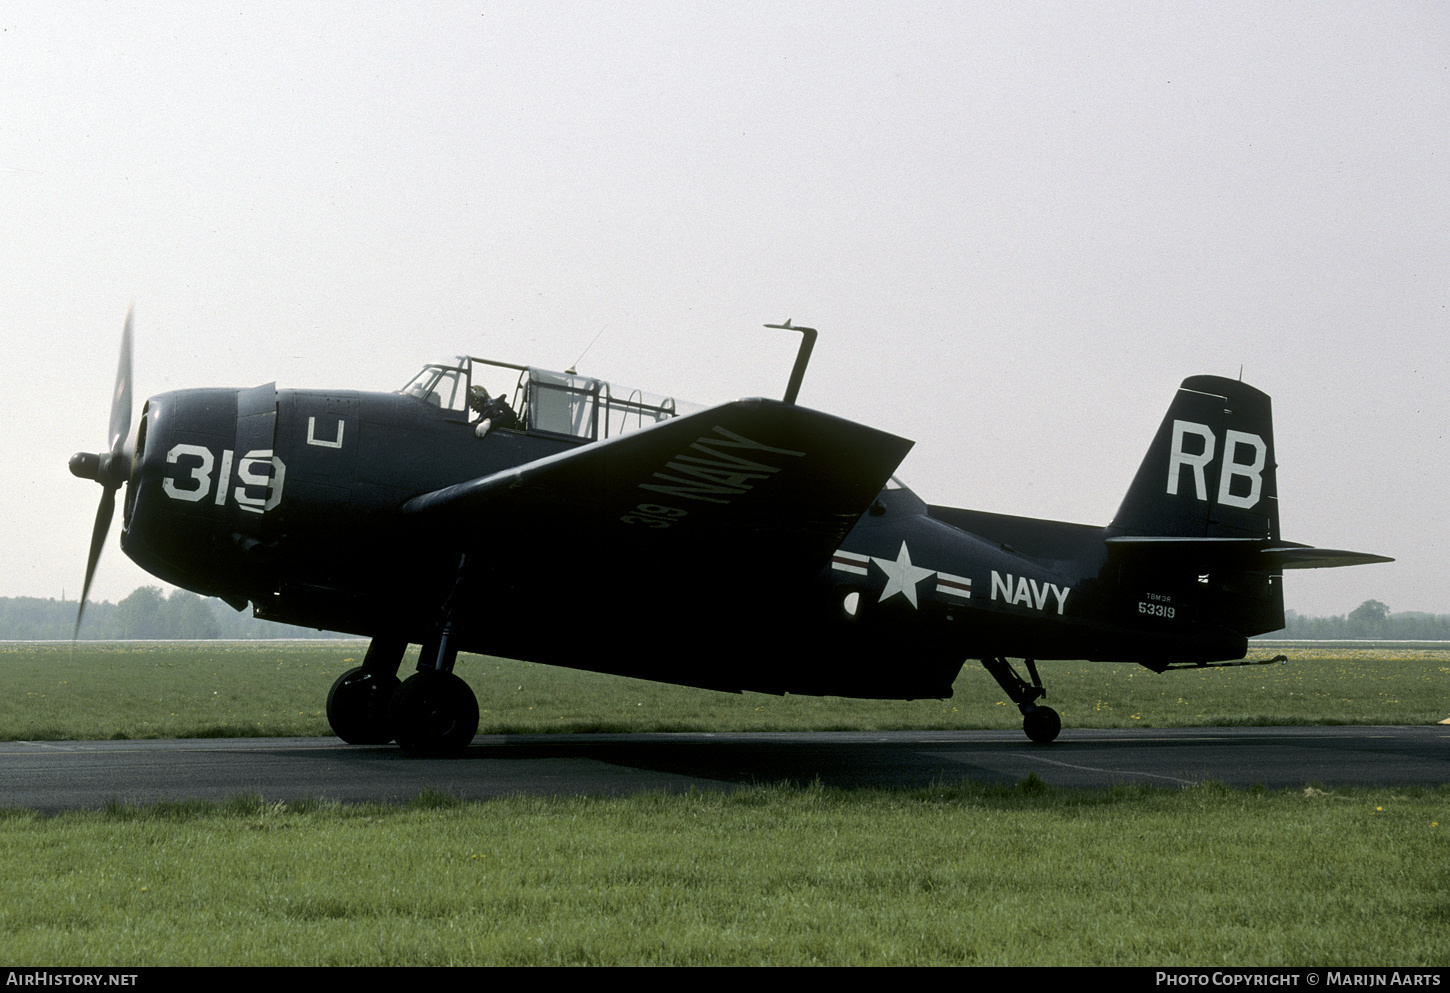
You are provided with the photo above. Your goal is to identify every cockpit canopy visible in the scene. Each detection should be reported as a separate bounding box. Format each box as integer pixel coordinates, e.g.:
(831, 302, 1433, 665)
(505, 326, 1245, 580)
(399, 356, 686, 442)
(400, 357, 474, 413)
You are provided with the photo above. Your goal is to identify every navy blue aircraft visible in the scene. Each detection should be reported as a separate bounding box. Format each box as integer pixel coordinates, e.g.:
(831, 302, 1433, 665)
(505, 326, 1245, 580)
(71, 313, 1391, 754)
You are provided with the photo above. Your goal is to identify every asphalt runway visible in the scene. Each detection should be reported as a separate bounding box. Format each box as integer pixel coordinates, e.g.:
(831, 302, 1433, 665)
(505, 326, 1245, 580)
(2, 726, 1445, 812)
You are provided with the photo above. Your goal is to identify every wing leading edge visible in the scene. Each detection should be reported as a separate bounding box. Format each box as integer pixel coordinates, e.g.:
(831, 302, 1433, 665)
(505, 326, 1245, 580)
(403, 397, 914, 590)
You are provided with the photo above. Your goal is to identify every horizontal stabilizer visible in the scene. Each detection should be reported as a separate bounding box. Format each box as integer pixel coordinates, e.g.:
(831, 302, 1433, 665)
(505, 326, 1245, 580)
(1106, 536, 1392, 571)
(1258, 547, 1394, 570)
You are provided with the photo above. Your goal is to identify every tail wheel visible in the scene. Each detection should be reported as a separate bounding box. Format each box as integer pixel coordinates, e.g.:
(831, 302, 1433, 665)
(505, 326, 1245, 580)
(1023, 705, 1061, 744)
(390, 670, 479, 757)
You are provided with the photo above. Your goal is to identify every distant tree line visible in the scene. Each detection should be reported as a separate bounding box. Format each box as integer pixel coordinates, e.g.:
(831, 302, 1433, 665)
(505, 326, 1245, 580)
(1269, 600, 1450, 640)
(0, 587, 349, 640)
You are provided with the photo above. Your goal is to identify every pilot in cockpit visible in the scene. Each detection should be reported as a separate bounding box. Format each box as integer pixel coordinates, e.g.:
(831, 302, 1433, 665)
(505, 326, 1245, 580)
(469, 386, 518, 437)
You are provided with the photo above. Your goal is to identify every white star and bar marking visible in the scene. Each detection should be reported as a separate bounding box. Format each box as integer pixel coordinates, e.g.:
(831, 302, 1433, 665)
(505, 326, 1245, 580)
(832, 542, 973, 609)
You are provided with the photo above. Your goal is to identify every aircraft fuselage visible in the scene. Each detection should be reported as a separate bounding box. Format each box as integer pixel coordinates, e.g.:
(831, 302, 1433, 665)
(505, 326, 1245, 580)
(122, 382, 1252, 702)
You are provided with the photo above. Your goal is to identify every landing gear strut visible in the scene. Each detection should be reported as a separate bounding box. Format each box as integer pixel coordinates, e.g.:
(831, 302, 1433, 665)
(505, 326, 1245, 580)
(389, 555, 480, 757)
(980, 657, 1061, 744)
(326, 636, 407, 744)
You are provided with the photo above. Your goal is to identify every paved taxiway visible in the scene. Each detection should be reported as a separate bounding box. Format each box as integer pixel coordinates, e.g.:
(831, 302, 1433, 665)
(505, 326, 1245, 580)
(2, 726, 1445, 812)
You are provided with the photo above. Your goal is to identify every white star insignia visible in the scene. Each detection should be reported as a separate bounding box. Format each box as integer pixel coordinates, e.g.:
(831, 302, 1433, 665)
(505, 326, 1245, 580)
(872, 541, 936, 609)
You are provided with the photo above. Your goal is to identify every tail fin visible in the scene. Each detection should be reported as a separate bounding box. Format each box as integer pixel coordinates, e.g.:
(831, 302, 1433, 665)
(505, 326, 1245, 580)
(1106, 376, 1390, 642)
(1111, 376, 1277, 540)
(1108, 376, 1281, 639)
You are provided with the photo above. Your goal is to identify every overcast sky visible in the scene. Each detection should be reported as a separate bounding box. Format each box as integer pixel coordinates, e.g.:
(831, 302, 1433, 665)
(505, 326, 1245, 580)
(3, 2, 1445, 618)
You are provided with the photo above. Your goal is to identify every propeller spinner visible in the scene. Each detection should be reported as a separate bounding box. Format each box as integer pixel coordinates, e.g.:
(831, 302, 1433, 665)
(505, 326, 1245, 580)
(68, 307, 135, 636)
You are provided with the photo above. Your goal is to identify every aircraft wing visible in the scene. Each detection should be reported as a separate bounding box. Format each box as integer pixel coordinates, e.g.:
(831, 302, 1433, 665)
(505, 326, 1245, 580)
(1105, 537, 1393, 570)
(402, 398, 914, 590)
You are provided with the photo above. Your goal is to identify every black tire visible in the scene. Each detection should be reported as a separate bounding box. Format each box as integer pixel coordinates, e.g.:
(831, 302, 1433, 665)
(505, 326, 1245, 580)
(1023, 705, 1061, 744)
(389, 671, 480, 757)
(326, 667, 401, 744)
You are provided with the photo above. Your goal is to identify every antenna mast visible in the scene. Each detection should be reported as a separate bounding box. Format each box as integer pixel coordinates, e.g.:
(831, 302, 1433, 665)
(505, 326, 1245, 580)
(764, 319, 817, 405)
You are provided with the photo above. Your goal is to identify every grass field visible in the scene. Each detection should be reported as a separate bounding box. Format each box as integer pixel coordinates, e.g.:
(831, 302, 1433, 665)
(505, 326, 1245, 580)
(1, 641, 1445, 966)
(2, 641, 1447, 741)
(1, 782, 1446, 966)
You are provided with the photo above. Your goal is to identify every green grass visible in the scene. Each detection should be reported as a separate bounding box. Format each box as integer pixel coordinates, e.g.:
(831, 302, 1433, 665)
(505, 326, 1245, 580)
(0, 781, 1445, 966)
(0, 641, 1446, 741)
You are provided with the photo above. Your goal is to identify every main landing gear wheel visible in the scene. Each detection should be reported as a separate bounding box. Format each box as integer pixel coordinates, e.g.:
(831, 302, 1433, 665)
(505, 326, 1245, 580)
(326, 667, 401, 744)
(389, 670, 479, 757)
(1022, 705, 1061, 744)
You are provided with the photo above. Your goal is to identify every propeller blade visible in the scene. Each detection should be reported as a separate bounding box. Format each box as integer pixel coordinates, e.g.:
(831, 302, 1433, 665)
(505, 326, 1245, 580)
(74, 308, 136, 640)
(108, 305, 133, 456)
(75, 485, 117, 639)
